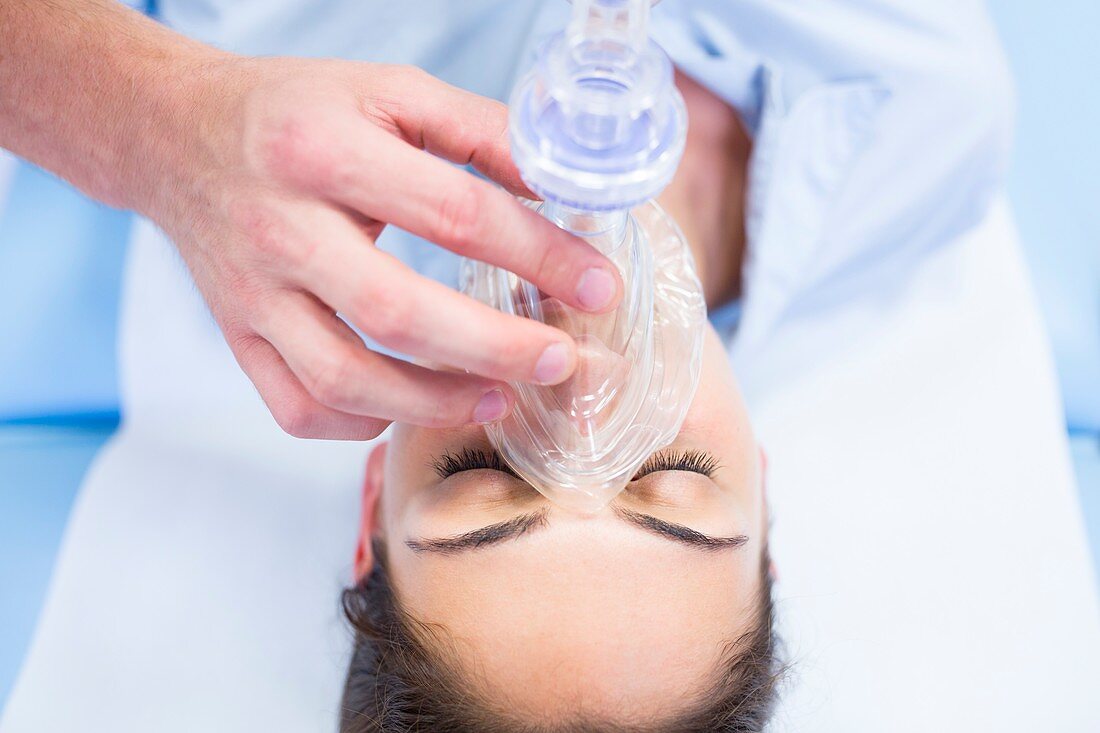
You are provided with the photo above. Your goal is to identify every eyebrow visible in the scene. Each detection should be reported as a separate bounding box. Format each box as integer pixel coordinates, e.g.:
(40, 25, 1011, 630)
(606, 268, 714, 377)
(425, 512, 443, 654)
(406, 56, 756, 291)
(613, 507, 749, 551)
(405, 509, 550, 555)
(405, 506, 748, 555)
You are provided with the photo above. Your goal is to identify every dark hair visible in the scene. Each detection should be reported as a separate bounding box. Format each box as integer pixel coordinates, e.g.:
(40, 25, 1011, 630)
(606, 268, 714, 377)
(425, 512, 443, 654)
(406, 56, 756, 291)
(340, 540, 782, 733)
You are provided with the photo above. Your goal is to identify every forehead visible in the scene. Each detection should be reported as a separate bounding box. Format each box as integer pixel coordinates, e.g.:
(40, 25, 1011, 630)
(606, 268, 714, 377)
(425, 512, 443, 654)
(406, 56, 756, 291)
(388, 516, 760, 719)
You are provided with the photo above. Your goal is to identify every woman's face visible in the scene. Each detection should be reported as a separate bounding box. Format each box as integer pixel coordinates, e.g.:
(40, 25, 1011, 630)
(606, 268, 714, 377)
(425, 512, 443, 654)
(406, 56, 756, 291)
(356, 325, 766, 721)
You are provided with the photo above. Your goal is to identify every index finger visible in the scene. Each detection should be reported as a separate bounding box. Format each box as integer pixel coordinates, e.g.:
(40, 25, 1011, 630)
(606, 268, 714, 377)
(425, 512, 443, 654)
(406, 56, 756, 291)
(328, 123, 624, 315)
(364, 65, 531, 197)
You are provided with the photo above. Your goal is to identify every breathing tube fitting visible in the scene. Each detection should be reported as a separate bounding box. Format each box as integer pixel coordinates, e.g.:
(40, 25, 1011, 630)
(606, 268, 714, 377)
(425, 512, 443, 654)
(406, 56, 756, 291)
(510, 0, 684, 211)
(460, 0, 706, 512)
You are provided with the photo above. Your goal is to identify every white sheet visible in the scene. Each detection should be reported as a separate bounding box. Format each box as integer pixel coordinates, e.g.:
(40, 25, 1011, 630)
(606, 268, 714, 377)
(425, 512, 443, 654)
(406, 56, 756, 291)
(742, 200, 1100, 731)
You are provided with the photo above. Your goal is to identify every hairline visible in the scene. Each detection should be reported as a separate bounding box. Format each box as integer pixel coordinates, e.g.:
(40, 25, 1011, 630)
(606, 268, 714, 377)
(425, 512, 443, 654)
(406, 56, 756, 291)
(341, 539, 780, 732)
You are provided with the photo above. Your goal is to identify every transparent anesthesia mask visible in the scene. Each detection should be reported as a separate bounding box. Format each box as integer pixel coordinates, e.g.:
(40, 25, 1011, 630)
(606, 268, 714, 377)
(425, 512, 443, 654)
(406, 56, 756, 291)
(460, 0, 706, 512)
(460, 203, 704, 512)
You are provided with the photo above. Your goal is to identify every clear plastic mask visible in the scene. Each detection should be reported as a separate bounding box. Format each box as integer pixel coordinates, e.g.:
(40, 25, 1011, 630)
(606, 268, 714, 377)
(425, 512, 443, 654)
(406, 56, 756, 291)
(460, 0, 703, 513)
(460, 202, 705, 513)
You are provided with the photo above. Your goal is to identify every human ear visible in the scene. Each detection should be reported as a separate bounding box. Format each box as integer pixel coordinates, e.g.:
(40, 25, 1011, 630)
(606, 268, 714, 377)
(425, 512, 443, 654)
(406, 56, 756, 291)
(353, 441, 388, 581)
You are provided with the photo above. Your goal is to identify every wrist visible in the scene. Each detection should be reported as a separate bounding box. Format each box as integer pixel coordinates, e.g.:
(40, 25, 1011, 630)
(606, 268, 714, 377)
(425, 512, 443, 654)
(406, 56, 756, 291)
(116, 44, 240, 224)
(0, 0, 237, 220)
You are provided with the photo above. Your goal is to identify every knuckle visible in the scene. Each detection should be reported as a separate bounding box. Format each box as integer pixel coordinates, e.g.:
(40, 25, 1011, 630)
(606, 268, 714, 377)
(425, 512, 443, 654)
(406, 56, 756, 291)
(421, 390, 470, 428)
(471, 316, 528, 373)
(493, 332, 529, 373)
(229, 280, 290, 340)
(396, 63, 429, 83)
(226, 329, 327, 439)
(406, 65, 431, 83)
(432, 180, 484, 249)
(241, 288, 288, 335)
(227, 197, 321, 273)
(359, 290, 413, 348)
(302, 350, 357, 408)
(466, 329, 523, 379)
(224, 270, 265, 312)
(227, 329, 265, 364)
(226, 198, 295, 263)
(532, 234, 569, 287)
(272, 398, 318, 439)
(389, 64, 430, 89)
(256, 112, 344, 191)
(361, 66, 415, 129)
(256, 112, 311, 180)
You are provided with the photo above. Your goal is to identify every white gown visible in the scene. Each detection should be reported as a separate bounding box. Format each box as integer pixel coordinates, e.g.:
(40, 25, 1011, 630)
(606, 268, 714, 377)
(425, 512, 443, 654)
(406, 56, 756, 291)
(3, 1, 1098, 731)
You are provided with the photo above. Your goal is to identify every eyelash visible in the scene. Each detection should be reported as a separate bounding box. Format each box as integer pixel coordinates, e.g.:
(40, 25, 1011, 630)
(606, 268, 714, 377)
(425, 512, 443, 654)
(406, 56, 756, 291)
(432, 448, 519, 479)
(432, 447, 718, 480)
(634, 449, 719, 479)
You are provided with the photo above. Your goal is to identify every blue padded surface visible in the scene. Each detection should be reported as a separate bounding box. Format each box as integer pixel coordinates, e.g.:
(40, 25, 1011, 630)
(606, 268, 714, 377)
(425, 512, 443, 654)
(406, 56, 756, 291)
(992, 1, 1100, 432)
(0, 163, 130, 422)
(0, 421, 117, 715)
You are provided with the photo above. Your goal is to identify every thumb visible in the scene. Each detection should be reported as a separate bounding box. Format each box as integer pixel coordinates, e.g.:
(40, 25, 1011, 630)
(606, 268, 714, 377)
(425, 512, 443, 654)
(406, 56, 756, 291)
(365, 65, 533, 197)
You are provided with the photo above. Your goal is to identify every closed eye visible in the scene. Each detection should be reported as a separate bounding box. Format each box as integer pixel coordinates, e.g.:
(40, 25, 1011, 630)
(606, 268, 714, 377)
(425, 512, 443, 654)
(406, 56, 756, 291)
(431, 447, 520, 479)
(431, 447, 720, 482)
(632, 449, 720, 480)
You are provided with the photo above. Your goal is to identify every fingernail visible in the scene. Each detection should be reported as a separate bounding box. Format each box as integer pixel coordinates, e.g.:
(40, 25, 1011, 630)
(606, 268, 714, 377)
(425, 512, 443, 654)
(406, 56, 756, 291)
(575, 267, 616, 311)
(473, 389, 509, 424)
(534, 342, 569, 385)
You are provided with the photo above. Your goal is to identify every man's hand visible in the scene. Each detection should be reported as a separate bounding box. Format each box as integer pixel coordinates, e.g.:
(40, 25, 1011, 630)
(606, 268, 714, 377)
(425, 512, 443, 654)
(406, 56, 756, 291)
(153, 59, 623, 439)
(0, 2, 623, 439)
